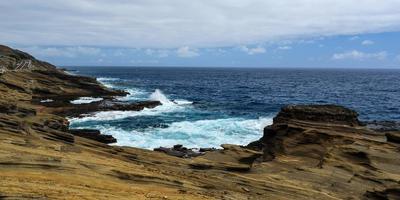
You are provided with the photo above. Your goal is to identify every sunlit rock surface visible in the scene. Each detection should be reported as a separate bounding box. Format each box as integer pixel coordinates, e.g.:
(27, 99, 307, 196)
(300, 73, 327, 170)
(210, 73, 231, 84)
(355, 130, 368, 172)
(0, 45, 399, 199)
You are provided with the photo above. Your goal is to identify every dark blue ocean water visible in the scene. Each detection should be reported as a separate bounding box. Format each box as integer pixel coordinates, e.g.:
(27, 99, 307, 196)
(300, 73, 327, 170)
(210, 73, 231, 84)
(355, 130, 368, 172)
(67, 67, 400, 148)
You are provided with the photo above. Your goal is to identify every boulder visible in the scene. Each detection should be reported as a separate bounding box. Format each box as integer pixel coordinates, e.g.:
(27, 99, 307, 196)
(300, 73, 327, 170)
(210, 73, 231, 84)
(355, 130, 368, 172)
(154, 144, 204, 158)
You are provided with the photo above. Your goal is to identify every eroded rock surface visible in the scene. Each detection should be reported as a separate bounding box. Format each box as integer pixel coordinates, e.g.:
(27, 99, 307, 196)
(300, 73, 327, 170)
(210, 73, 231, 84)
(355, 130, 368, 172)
(248, 105, 400, 199)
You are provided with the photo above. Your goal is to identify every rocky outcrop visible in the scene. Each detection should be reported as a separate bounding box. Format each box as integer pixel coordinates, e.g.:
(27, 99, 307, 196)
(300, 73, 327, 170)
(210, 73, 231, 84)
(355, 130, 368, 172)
(44, 100, 161, 117)
(154, 144, 205, 158)
(69, 129, 117, 144)
(273, 104, 360, 126)
(190, 144, 262, 172)
(247, 105, 400, 199)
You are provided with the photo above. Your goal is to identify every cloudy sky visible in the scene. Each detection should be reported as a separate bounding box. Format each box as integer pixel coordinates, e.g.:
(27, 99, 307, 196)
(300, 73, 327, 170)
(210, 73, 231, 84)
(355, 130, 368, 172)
(1, 0, 400, 67)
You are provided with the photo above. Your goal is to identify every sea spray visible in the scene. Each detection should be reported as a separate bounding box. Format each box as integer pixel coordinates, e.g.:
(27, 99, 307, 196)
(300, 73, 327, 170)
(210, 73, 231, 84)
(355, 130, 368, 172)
(150, 89, 174, 105)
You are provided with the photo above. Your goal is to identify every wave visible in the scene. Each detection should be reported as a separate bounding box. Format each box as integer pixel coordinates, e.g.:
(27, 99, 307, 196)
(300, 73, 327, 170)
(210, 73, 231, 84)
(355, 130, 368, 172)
(150, 89, 193, 106)
(173, 99, 193, 105)
(73, 117, 272, 149)
(149, 89, 173, 105)
(68, 102, 189, 123)
(97, 77, 120, 82)
(70, 97, 103, 104)
(97, 77, 148, 101)
(117, 88, 148, 101)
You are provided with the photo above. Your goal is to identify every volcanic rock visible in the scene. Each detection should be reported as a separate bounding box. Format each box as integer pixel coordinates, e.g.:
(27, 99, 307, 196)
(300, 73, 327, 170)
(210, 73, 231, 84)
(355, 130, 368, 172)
(273, 104, 360, 126)
(69, 129, 117, 144)
(154, 144, 204, 158)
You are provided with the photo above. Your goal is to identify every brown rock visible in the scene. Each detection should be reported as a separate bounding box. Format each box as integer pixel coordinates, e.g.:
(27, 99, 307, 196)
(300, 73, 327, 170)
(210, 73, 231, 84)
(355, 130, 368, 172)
(69, 129, 117, 144)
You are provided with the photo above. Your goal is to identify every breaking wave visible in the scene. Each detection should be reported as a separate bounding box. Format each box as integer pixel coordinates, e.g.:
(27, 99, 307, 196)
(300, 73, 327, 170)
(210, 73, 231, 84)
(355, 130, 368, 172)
(69, 78, 267, 149)
(76, 117, 272, 149)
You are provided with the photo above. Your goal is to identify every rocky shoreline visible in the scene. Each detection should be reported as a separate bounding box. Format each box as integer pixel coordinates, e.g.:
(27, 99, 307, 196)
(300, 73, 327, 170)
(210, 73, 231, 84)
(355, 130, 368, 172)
(1, 45, 399, 199)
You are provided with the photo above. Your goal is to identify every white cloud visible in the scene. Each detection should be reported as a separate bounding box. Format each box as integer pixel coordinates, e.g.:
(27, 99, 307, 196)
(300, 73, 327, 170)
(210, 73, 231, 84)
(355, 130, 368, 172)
(278, 46, 292, 50)
(20, 46, 100, 58)
(177, 46, 199, 58)
(396, 54, 400, 62)
(349, 36, 360, 41)
(361, 40, 374, 45)
(332, 50, 387, 61)
(145, 49, 169, 58)
(1, 1, 400, 48)
(130, 59, 159, 64)
(240, 46, 266, 55)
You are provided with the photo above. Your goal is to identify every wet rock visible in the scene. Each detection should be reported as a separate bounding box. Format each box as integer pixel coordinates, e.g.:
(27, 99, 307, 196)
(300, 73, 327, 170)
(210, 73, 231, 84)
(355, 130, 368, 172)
(154, 145, 204, 158)
(199, 147, 217, 152)
(366, 120, 400, 132)
(47, 100, 161, 117)
(69, 129, 117, 144)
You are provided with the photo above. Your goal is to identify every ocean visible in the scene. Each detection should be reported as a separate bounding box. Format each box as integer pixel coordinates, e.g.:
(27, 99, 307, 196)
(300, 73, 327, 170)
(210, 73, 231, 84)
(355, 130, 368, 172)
(67, 67, 400, 149)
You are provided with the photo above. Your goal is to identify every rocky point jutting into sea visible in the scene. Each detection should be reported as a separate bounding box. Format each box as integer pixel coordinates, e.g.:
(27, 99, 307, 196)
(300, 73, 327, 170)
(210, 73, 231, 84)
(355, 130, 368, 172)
(0, 44, 399, 199)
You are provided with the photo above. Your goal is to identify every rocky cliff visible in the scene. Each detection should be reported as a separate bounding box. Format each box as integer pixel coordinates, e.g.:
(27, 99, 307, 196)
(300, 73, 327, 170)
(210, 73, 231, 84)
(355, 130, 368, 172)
(0, 45, 399, 199)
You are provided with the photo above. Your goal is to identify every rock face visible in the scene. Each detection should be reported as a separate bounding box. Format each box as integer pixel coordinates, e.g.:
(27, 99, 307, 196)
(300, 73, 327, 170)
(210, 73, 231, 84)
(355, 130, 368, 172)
(69, 129, 117, 144)
(273, 104, 360, 126)
(248, 105, 400, 199)
(1, 45, 400, 199)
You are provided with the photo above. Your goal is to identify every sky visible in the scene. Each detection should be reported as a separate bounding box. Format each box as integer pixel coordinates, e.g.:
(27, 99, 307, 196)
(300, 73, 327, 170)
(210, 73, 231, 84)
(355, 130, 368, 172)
(1, 0, 400, 68)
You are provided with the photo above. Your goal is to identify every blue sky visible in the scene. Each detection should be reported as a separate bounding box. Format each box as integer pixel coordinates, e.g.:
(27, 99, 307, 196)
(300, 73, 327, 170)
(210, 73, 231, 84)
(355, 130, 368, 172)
(1, 1, 400, 68)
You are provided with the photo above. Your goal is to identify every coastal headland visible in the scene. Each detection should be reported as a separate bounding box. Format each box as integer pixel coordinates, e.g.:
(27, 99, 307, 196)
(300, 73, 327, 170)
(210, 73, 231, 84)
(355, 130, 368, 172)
(0, 45, 399, 199)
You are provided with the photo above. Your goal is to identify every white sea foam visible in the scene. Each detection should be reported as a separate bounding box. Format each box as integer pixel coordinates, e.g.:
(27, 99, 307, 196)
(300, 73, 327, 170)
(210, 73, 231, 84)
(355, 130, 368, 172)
(68, 103, 188, 123)
(173, 99, 193, 105)
(117, 88, 148, 101)
(97, 77, 120, 82)
(150, 89, 193, 105)
(40, 99, 54, 103)
(77, 117, 272, 149)
(70, 97, 103, 104)
(69, 89, 193, 124)
(150, 89, 173, 105)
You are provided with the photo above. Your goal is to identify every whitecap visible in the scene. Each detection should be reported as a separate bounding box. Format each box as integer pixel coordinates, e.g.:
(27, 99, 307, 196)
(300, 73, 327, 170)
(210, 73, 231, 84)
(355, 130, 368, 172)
(116, 88, 148, 101)
(149, 89, 174, 105)
(68, 103, 188, 123)
(97, 77, 120, 82)
(70, 97, 103, 104)
(74, 117, 272, 149)
(173, 99, 193, 105)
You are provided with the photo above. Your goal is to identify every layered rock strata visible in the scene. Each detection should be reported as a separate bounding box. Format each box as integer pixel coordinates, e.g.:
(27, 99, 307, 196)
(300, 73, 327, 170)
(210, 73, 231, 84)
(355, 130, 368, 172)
(0, 45, 399, 199)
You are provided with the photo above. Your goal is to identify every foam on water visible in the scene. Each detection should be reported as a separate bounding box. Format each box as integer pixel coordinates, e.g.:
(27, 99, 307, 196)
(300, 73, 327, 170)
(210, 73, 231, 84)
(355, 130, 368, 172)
(69, 89, 193, 123)
(97, 77, 148, 101)
(70, 97, 103, 104)
(78, 117, 272, 149)
(69, 78, 269, 149)
(97, 77, 120, 82)
(150, 89, 173, 105)
(117, 88, 148, 101)
(69, 104, 188, 123)
(173, 99, 193, 105)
